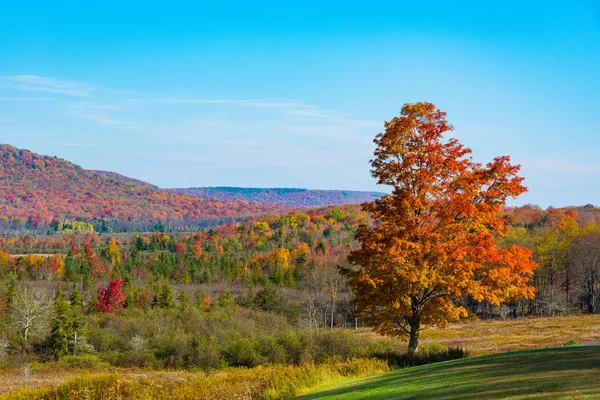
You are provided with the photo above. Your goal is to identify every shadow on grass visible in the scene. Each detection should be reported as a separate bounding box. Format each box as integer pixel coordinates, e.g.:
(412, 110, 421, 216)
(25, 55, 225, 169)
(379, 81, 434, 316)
(297, 346, 600, 400)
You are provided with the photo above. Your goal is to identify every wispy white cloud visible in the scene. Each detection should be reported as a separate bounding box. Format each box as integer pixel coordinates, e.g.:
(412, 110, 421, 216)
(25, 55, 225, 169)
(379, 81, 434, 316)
(0, 75, 93, 97)
(64, 102, 141, 129)
(1, 74, 375, 151)
(524, 156, 600, 174)
(39, 142, 99, 147)
(0, 97, 52, 101)
(149, 98, 336, 118)
(1, 132, 54, 138)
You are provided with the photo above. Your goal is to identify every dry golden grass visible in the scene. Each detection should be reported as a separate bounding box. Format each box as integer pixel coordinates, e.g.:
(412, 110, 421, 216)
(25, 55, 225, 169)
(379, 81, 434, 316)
(0, 369, 183, 396)
(358, 314, 600, 355)
(0, 359, 389, 400)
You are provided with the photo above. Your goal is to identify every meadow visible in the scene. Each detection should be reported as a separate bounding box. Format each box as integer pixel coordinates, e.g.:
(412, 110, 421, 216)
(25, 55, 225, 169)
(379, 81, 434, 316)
(416, 314, 600, 355)
(1, 359, 389, 400)
(1, 314, 599, 398)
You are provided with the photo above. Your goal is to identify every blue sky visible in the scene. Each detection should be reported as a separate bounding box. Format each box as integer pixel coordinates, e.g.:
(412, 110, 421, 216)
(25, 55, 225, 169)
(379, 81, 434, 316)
(0, 1, 599, 207)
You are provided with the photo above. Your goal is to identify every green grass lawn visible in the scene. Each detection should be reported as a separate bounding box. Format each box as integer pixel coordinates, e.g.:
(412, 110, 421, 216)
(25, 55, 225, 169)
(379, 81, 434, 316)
(297, 346, 600, 399)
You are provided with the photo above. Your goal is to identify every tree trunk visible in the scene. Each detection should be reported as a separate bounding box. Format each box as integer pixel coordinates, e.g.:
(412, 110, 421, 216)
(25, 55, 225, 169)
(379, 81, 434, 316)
(330, 299, 335, 330)
(565, 267, 570, 310)
(407, 316, 421, 353)
(73, 331, 78, 355)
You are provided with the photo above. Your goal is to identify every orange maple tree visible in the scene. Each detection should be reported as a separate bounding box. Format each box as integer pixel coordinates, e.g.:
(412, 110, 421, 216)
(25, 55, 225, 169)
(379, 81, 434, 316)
(343, 102, 538, 352)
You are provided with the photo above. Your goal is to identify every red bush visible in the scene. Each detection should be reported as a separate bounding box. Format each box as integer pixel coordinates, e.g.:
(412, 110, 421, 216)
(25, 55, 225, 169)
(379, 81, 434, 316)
(94, 279, 127, 313)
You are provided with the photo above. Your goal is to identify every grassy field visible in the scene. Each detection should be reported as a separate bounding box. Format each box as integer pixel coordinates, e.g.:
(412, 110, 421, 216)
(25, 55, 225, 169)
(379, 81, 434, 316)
(0, 359, 389, 399)
(2, 315, 599, 398)
(394, 314, 600, 355)
(298, 346, 600, 399)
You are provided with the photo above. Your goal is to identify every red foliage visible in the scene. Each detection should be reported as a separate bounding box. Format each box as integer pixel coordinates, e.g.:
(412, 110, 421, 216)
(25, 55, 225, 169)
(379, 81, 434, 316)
(0, 144, 289, 227)
(93, 279, 127, 314)
(174, 242, 187, 254)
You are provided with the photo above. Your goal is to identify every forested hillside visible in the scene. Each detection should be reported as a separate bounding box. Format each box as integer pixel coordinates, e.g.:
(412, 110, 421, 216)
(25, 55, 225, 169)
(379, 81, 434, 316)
(0, 145, 288, 233)
(1, 202, 600, 375)
(172, 187, 384, 208)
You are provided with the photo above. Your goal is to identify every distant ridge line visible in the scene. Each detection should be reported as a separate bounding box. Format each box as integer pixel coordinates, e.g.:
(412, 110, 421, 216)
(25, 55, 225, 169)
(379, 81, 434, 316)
(171, 187, 385, 208)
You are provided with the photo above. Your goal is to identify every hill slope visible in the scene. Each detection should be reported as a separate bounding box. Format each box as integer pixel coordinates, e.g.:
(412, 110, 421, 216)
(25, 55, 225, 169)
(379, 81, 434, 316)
(299, 346, 600, 399)
(171, 187, 384, 208)
(0, 144, 288, 229)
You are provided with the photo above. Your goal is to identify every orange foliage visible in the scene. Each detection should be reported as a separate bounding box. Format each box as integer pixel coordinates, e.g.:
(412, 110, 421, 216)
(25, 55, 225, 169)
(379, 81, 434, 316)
(47, 254, 65, 276)
(0, 249, 10, 274)
(344, 102, 538, 352)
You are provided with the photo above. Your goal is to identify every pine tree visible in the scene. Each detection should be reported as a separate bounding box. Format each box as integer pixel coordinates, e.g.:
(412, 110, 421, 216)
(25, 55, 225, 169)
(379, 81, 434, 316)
(216, 287, 235, 308)
(48, 283, 71, 358)
(4, 277, 17, 312)
(254, 280, 280, 312)
(177, 291, 191, 311)
(69, 284, 85, 355)
(158, 283, 175, 309)
(70, 285, 84, 308)
(69, 304, 84, 355)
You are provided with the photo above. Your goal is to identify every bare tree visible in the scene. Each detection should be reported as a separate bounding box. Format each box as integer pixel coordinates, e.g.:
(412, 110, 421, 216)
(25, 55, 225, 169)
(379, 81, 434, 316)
(325, 265, 345, 330)
(303, 291, 329, 329)
(11, 286, 50, 347)
(569, 230, 600, 314)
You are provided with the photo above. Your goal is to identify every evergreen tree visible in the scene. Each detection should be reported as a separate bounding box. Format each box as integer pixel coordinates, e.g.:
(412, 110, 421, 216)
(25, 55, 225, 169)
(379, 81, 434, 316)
(4, 277, 16, 312)
(158, 283, 175, 309)
(216, 287, 235, 308)
(48, 283, 71, 358)
(63, 256, 76, 282)
(70, 285, 84, 308)
(254, 280, 280, 312)
(123, 281, 137, 309)
(69, 285, 84, 355)
(177, 290, 191, 311)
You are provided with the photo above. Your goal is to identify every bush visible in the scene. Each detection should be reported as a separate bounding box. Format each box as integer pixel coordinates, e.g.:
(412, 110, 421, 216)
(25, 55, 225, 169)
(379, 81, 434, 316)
(564, 338, 579, 346)
(186, 337, 223, 370)
(221, 337, 262, 368)
(57, 354, 110, 370)
(275, 331, 303, 365)
(118, 350, 156, 368)
(301, 330, 369, 363)
(372, 343, 469, 369)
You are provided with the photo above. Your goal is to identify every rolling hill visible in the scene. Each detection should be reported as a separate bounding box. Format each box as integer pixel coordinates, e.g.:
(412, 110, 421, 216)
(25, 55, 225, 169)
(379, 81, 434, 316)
(171, 187, 385, 208)
(299, 346, 600, 399)
(0, 144, 288, 230)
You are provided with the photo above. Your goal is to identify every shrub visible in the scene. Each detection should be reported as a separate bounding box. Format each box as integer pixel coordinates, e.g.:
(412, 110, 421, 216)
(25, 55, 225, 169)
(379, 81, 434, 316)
(57, 354, 110, 370)
(186, 337, 224, 370)
(275, 331, 303, 365)
(302, 330, 369, 363)
(221, 337, 262, 368)
(118, 350, 156, 368)
(94, 279, 126, 314)
(372, 343, 469, 369)
(564, 338, 579, 346)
